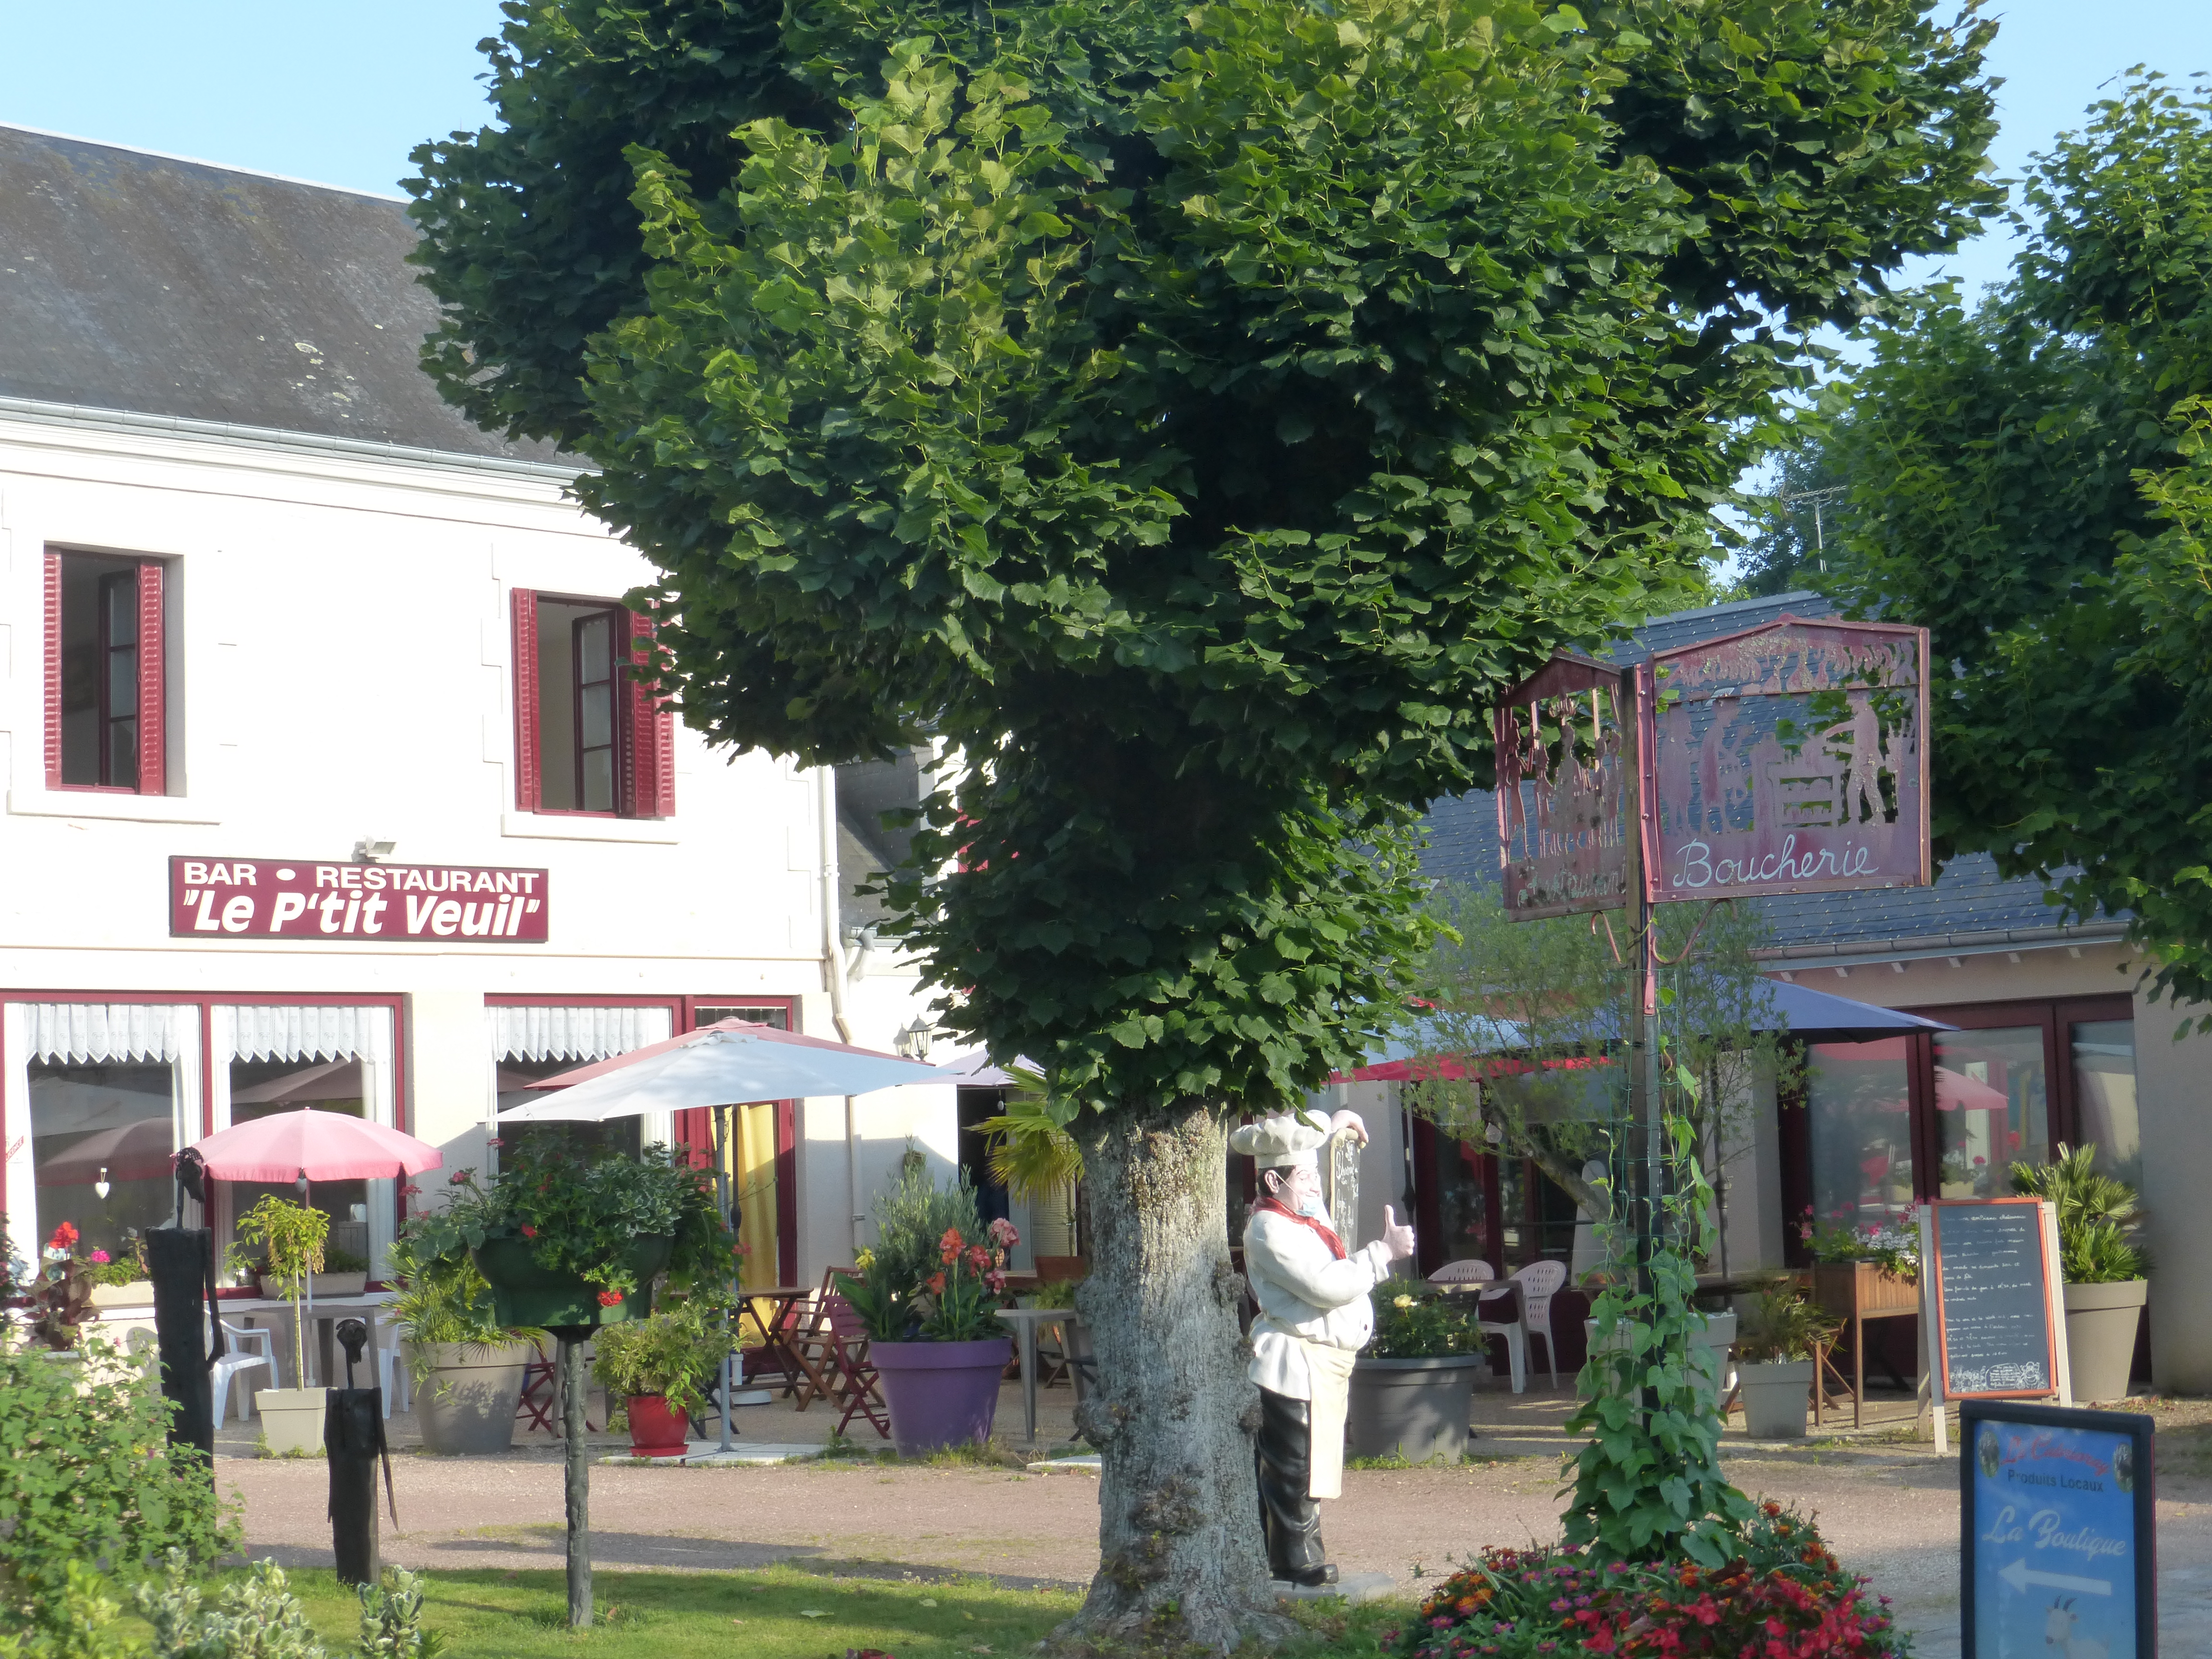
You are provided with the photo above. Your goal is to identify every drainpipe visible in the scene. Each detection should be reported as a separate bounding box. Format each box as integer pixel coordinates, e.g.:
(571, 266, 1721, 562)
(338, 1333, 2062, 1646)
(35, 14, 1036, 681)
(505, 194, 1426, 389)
(818, 766, 864, 1254)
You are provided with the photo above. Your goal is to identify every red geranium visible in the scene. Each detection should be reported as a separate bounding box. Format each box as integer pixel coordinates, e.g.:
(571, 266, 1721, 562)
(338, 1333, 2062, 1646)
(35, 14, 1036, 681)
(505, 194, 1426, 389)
(46, 1222, 77, 1252)
(596, 1289, 624, 1308)
(520, 1224, 538, 1238)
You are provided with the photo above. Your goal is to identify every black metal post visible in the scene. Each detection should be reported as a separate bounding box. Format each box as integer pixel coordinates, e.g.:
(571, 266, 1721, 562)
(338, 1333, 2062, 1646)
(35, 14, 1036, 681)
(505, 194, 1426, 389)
(146, 1228, 216, 1470)
(559, 1330, 591, 1627)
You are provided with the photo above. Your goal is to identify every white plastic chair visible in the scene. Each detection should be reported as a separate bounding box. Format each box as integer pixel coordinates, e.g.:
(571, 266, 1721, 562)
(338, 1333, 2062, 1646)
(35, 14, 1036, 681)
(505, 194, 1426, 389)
(1508, 1260, 1568, 1391)
(1474, 1281, 1530, 1394)
(372, 1315, 411, 1419)
(213, 1321, 277, 1430)
(1427, 1258, 1496, 1286)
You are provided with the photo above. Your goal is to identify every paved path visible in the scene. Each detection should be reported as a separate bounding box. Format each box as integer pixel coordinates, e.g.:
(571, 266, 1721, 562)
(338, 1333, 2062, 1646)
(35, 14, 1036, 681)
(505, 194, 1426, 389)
(217, 1382, 2212, 1655)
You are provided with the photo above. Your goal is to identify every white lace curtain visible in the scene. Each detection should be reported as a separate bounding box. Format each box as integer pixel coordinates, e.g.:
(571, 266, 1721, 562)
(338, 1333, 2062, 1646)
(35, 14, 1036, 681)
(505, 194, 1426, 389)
(220, 1004, 394, 1065)
(24, 1002, 185, 1064)
(493, 1005, 672, 1063)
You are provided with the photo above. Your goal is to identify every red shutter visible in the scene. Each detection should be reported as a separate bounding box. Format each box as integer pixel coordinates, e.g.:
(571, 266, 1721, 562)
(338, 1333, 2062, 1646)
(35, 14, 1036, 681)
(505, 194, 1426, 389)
(135, 560, 166, 796)
(41, 553, 62, 789)
(623, 609, 676, 819)
(511, 588, 541, 810)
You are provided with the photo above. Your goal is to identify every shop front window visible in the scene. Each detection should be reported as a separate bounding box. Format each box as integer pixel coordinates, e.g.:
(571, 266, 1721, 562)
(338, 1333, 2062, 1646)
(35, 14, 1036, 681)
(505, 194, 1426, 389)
(492, 1004, 674, 1167)
(1934, 1026, 2045, 1199)
(2070, 1020, 2140, 1189)
(212, 1005, 397, 1281)
(1806, 1038, 1914, 1235)
(8, 1003, 200, 1269)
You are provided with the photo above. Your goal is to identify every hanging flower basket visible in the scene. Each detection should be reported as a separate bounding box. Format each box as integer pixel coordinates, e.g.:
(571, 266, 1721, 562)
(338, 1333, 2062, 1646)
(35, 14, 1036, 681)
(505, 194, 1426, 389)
(471, 1235, 672, 1330)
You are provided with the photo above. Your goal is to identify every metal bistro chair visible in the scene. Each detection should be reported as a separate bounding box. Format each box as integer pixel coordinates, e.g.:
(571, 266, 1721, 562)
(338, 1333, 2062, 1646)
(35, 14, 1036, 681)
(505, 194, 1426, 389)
(818, 1292, 891, 1440)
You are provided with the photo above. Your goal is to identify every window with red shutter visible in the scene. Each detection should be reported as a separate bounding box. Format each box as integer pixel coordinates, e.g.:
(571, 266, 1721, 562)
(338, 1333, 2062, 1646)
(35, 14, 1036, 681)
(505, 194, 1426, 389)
(514, 589, 672, 818)
(48, 550, 168, 794)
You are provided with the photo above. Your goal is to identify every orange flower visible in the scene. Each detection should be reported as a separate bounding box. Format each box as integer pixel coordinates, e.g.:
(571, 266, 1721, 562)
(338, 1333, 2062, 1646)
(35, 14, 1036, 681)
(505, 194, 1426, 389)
(926, 1272, 946, 1295)
(939, 1226, 964, 1264)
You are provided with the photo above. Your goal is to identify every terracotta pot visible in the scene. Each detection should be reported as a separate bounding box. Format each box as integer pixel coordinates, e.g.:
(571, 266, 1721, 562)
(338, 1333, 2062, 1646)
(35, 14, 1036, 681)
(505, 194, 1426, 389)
(626, 1394, 691, 1458)
(871, 1337, 1011, 1456)
(2063, 1278, 2147, 1403)
(1348, 1356, 1483, 1463)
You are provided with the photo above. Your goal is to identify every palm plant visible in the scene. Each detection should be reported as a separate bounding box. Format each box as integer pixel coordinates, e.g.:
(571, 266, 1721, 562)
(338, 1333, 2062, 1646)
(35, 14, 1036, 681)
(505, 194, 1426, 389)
(2009, 1142, 2151, 1284)
(975, 1066, 1084, 1257)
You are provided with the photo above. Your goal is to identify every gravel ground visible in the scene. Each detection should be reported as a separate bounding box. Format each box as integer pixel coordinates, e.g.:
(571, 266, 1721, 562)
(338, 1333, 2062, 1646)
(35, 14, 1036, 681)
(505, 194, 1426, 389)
(218, 1381, 2212, 1656)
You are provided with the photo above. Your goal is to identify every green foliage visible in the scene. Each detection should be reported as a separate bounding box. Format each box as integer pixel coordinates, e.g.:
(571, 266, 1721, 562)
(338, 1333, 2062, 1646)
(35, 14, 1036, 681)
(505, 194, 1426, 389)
(976, 1077, 1083, 1203)
(1367, 1289, 1483, 1360)
(1810, 73, 2212, 1019)
(591, 1299, 738, 1416)
(384, 1229, 543, 1376)
(417, 1146, 734, 1299)
(0, 1340, 231, 1633)
(0, 1563, 132, 1659)
(864, 1159, 983, 1308)
(132, 1553, 445, 1659)
(2010, 1142, 2151, 1284)
(1801, 1217, 1920, 1279)
(409, 0, 1996, 1124)
(235, 1199, 327, 1289)
(354, 1570, 445, 1659)
(1561, 1118, 1753, 1566)
(1734, 1274, 1839, 1365)
(1735, 441, 1854, 600)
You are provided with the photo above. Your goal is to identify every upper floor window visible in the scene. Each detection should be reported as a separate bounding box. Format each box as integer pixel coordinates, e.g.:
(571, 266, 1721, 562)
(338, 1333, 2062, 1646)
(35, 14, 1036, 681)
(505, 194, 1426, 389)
(509, 589, 674, 818)
(45, 551, 166, 794)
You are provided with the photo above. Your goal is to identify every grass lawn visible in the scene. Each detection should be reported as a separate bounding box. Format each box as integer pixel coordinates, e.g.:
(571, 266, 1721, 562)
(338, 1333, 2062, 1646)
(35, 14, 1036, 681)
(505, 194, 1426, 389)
(262, 1562, 1408, 1658)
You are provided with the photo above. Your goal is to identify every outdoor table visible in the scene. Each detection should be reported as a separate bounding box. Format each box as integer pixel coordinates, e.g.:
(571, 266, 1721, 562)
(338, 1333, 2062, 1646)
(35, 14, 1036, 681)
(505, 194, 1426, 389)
(220, 1291, 394, 1388)
(739, 1286, 811, 1395)
(995, 1305, 1068, 1447)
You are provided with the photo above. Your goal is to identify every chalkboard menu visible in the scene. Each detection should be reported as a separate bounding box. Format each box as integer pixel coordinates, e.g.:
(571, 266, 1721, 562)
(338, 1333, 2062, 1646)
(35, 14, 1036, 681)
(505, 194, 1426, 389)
(1930, 1200, 2057, 1399)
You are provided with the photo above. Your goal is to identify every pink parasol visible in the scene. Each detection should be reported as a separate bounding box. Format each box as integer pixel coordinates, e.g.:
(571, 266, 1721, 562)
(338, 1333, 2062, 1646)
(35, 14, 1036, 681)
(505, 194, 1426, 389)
(180, 1105, 443, 1184)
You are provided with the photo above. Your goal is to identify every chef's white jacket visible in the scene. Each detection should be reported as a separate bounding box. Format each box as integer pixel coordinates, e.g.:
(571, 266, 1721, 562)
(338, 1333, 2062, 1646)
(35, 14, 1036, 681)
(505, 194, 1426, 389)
(1241, 1209, 1395, 1400)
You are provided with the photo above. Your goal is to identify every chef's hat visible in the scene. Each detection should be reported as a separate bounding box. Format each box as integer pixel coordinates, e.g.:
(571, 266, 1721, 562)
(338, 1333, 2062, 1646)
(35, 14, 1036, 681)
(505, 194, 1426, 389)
(1228, 1110, 1333, 1171)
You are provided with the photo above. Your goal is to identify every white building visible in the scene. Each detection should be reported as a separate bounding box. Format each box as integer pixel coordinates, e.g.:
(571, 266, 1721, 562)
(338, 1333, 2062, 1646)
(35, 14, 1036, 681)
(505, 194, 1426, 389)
(0, 125, 969, 1292)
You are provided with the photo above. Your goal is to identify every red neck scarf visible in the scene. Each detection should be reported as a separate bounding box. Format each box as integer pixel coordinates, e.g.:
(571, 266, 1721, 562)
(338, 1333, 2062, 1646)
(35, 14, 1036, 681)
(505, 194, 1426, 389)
(1252, 1193, 1347, 1261)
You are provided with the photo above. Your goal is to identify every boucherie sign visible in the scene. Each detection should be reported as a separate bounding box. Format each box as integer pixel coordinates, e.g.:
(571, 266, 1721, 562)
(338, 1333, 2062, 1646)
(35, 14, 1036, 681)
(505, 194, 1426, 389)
(169, 858, 549, 942)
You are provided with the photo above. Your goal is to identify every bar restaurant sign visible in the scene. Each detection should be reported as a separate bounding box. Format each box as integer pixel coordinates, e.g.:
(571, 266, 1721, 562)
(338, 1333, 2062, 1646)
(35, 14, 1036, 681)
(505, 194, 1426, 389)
(169, 858, 549, 942)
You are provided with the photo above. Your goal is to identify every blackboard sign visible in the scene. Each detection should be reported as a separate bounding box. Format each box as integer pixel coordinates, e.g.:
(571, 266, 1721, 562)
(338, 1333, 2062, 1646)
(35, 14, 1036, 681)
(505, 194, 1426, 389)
(1961, 1400, 2154, 1659)
(1931, 1199, 2058, 1399)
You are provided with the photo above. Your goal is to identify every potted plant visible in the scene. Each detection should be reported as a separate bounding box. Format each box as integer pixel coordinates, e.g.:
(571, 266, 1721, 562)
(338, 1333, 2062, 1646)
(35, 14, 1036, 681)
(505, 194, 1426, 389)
(439, 1145, 733, 1331)
(2011, 1143, 2151, 1402)
(593, 1297, 737, 1458)
(1733, 1274, 1839, 1440)
(838, 1166, 1018, 1455)
(84, 1232, 156, 1309)
(238, 1194, 331, 1454)
(387, 1226, 545, 1455)
(1348, 1288, 1486, 1463)
(1802, 1216, 1921, 1323)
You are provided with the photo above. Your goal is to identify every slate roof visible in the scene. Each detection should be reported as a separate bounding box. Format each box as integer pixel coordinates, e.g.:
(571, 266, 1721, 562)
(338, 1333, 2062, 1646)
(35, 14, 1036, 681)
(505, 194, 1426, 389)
(1417, 592, 2121, 955)
(0, 125, 562, 465)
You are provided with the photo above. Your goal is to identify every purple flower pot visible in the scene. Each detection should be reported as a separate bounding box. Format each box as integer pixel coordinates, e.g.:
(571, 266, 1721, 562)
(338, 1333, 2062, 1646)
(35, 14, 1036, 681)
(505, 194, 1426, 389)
(870, 1336, 1011, 1456)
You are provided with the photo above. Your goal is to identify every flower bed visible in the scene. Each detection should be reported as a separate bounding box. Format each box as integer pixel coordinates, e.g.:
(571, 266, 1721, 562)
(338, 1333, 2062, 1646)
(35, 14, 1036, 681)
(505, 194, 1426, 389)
(1396, 1505, 1906, 1658)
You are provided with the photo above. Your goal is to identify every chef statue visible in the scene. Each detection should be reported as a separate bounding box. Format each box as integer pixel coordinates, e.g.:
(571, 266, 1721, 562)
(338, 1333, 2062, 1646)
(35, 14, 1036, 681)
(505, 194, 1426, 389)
(1230, 1107, 1416, 1588)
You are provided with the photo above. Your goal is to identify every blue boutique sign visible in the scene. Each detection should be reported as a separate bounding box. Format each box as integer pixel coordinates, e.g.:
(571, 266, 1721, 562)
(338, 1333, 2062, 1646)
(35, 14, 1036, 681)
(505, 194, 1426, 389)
(1962, 1400, 2155, 1658)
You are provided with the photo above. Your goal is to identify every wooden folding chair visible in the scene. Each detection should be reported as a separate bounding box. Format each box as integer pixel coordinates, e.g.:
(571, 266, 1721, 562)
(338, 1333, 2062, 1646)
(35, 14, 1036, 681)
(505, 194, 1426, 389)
(783, 1269, 849, 1414)
(819, 1292, 890, 1440)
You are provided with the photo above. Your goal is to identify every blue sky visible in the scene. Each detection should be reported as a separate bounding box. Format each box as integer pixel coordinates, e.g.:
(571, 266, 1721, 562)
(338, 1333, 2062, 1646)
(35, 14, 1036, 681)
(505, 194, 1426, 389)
(3, 1, 2208, 277)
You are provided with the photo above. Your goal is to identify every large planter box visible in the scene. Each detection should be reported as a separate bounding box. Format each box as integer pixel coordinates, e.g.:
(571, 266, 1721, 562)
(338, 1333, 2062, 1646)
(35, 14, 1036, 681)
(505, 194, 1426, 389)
(872, 1336, 1011, 1456)
(259, 1272, 369, 1299)
(2063, 1279, 2148, 1404)
(255, 1386, 326, 1455)
(1348, 1356, 1483, 1464)
(87, 1281, 156, 1309)
(470, 1236, 670, 1330)
(409, 1340, 534, 1455)
(1738, 1359, 1815, 1440)
(1811, 1262, 1918, 1319)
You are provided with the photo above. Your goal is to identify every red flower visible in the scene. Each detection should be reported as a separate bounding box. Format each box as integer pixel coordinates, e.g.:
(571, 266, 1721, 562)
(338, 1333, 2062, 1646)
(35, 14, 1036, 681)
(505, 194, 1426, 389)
(596, 1289, 624, 1307)
(926, 1272, 946, 1295)
(964, 1244, 992, 1274)
(399, 1184, 421, 1198)
(938, 1226, 964, 1265)
(520, 1224, 538, 1238)
(46, 1222, 77, 1251)
(448, 1169, 471, 1186)
(733, 1240, 752, 1259)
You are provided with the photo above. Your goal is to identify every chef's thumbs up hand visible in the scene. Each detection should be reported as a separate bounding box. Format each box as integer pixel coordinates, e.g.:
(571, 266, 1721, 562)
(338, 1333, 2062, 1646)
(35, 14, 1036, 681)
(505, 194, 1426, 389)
(1381, 1204, 1415, 1262)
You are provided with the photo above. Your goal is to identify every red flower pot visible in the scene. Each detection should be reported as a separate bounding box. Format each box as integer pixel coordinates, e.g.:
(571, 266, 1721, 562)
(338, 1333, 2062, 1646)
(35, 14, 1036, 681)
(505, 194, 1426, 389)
(625, 1393, 689, 1458)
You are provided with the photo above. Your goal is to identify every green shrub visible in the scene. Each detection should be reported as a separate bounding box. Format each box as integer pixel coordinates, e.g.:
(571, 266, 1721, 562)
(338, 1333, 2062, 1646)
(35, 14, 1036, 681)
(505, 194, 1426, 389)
(866, 1157, 982, 1307)
(1368, 1289, 1483, 1360)
(2011, 1142, 2151, 1283)
(591, 1299, 736, 1416)
(136, 1551, 444, 1659)
(0, 1336, 231, 1633)
(1735, 1274, 1841, 1365)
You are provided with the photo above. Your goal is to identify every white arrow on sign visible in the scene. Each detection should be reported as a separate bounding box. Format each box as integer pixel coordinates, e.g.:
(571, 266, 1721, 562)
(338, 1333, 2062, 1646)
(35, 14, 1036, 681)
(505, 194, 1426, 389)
(1999, 1559, 2113, 1597)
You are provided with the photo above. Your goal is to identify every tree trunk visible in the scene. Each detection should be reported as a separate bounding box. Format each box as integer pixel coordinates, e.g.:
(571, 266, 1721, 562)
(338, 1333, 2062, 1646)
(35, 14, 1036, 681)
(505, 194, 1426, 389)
(1055, 1099, 1293, 1654)
(560, 1334, 591, 1629)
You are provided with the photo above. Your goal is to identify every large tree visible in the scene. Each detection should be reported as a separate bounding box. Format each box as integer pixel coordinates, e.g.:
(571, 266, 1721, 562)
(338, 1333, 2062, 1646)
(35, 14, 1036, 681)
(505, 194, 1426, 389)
(1811, 75, 2212, 1023)
(408, 1, 1993, 1645)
